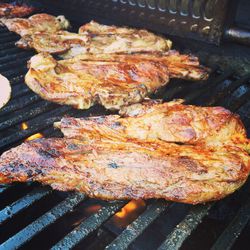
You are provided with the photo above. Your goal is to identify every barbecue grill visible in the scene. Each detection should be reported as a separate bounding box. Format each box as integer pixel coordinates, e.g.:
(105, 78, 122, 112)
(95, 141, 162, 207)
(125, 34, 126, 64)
(0, 0, 250, 249)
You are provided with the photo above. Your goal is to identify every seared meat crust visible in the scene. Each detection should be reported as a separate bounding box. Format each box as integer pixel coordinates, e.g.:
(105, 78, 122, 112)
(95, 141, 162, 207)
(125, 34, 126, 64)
(0, 138, 249, 204)
(56, 100, 249, 151)
(0, 13, 70, 37)
(79, 20, 144, 34)
(16, 31, 88, 54)
(69, 52, 209, 80)
(13, 20, 172, 57)
(2, 18, 171, 57)
(0, 100, 249, 204)
(25, 52, 208, 110)
(0, 3, 35, 18)
(77, 21, 172, 55)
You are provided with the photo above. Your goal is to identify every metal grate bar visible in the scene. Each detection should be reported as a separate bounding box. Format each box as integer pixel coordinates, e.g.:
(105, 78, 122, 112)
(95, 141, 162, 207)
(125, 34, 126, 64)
(11, 85, 31, 99)
(0, 187, 51, 224)
(207, 73, 250, 106)
(0, 32, 18, 38)
(184, 70, 234, 103)
(158, 204, 213, 250)
(0, 106, 71, 150)
(211, 197, 250, 250)
(0, 51, 33, 64)
(0, 55, 32, 72)
(224, 90, 250, 112)
(51, 201, 127, 250)
(238, 100, 250, 121)
(10, 75, 25, 85)
(106, 200, 168, 250)
(0, 101, 55, 131)
(0, 186, 9, 194)
(162, 66, 218, 102)
(0, 193, 86, 250)
(0, 47, 22, 57)
(0, 32, 17, 39)
(0, 41, 16, 50)
(0, 36, 19, 44)
(2, 65, 28, 79)
(0, 94, 40, 117)
(162, 81, 187, 101)
(0, 29, 8, 33)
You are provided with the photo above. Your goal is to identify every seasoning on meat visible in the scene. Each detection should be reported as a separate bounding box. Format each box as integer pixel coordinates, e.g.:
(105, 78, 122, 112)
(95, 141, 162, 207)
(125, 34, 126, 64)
(0, 137, 249, 204)
(0, 3, 35, 18)
(0, 13, 70, 37)
(25, 52, 209, 110)
(1, 19, 171, 57)
(56, 99, 250, 152)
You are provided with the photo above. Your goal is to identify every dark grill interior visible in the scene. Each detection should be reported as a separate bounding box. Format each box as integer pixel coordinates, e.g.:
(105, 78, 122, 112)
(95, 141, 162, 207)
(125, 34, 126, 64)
(0, 1, 250, 249)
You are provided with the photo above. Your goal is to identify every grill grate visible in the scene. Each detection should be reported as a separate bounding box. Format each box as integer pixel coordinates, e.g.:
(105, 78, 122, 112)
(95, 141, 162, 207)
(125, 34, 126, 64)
(0, 187, 51, 225)
(52, 201, 127, 250)
(106, 201, 168, 250)
(158, 204, 213, 250)
(1, 193, 86, 249)
(0, 24, 250, 250)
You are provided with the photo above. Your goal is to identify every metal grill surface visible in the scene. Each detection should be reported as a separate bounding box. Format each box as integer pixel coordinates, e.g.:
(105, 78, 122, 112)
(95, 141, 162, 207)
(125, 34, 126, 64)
(0, 25, 250, 250)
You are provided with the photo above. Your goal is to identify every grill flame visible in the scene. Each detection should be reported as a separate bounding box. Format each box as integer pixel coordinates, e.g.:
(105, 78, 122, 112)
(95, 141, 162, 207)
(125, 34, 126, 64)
(113, 199, 146, 227)
(21, 122, 28, 130)
(25, 133, 43, 141)
(21, 122, 43, 141)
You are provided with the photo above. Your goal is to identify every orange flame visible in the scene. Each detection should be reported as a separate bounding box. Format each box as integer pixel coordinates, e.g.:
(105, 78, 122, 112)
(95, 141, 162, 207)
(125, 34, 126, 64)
(21, 122, 28, 130)
(113, 199, 146, 227)
(115, 200, 145, 218)
(25, 133, 43, 141)
(21, 122, 43, 141)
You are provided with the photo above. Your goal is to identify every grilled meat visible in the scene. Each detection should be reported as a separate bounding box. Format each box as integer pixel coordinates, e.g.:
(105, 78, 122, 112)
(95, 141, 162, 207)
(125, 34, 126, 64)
(25, 52, 209, 110)
(61, 30, 170, 58)
(0, 137, 249, 204)
(16, 31, 89, 54)
(79, 20, 143, 34)
(77, 21, 172, 55)
(13, 20, 171, 57)
(68, 52, 209, 80)
(0, 13, 70, 37)
(0, 98, 249, 204)
(0, 3, 35, 18)
(56, 99, 250, 151)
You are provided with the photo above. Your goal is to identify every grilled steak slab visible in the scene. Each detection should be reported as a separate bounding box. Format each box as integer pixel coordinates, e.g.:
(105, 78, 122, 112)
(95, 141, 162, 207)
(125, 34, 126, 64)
(0, 100, 249, 204)
(0, 3, 35, 18)
(2, 18, 171, 57)
(0, 13, 70, 37)
(73, 20, 172, 56)
(16, 31, 89, 54)
(56, 99, 250, 151)
(78, 20, 149, 34)
(25, 52, 209, 110)
(0, 138, 249, 204)
(14, 20, 172, 57)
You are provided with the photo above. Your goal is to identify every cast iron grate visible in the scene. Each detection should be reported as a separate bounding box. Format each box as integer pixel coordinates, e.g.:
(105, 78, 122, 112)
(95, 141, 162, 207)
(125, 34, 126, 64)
(0, 25, 250, 250)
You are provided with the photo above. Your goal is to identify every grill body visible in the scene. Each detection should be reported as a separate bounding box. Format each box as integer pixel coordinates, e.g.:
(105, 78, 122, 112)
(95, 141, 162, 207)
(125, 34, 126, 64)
(35, 0, 250, 46)
(38, 0, 230, 44)
(0, 1, 250, 249)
